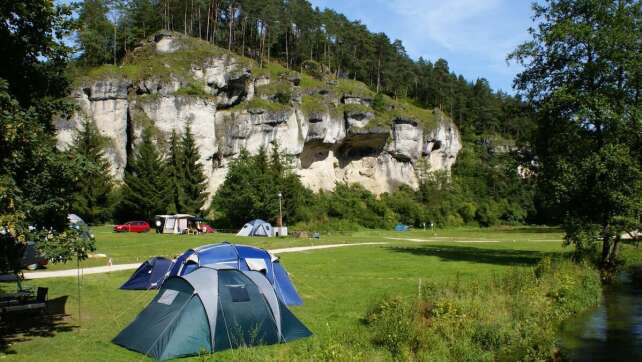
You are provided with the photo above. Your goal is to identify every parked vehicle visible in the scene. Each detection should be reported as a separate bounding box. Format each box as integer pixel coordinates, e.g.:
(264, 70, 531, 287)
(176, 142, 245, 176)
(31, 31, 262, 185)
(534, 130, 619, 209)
(20, 241, 48, 270)
(114, 221, 150, 233)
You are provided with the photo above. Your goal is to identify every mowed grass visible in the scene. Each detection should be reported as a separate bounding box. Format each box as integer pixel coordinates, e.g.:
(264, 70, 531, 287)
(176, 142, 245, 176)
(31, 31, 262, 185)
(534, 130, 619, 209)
(1, 226, 572, 361)
(41, 225, 565, 270)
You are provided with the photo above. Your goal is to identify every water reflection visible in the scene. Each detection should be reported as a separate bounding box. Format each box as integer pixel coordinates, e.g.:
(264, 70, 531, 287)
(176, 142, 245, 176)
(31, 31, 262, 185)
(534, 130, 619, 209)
(561, 275, 642, 361)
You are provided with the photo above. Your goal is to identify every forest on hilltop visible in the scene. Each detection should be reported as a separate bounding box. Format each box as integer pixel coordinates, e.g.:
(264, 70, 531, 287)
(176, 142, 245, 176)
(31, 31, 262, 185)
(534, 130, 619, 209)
(78, 0, 535, 143)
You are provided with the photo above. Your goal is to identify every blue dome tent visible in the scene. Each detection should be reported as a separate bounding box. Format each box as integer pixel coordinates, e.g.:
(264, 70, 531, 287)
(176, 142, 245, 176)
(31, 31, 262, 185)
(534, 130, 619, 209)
(236, 219, 273, 237)
(113, 268, 311, 360)
(121, 257, 174, 290)
(169, 243, 303, 305)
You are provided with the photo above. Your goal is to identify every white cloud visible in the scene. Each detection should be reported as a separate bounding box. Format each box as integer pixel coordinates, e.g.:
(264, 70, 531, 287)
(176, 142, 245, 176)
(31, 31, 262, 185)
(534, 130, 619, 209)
(380, 0, 528, 62)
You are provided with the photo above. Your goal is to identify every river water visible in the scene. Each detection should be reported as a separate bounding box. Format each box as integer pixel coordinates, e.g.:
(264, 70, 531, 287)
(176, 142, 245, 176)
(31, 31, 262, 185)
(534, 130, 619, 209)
(560, 274, 642, 361)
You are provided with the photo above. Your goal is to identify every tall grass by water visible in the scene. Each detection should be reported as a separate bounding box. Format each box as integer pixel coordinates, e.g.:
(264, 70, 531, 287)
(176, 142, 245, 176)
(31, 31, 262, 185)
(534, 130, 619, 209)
(361, 258, 601, 361)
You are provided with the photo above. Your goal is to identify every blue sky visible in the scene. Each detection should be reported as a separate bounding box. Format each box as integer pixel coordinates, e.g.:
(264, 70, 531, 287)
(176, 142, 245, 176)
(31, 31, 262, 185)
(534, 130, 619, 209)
(308, 0, 535, 93)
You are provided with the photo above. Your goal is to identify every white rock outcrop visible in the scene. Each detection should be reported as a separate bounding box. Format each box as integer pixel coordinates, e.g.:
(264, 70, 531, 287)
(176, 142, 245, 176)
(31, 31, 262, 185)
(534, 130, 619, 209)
(57, 35, 462, 204)
(56, 79, 131, 179)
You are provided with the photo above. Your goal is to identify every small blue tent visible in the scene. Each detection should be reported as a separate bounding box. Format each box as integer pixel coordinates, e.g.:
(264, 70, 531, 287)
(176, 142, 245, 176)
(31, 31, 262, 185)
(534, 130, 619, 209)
(394, 223, 410, 232)
(113, 267, 311, 360)
(121, 257, 174, 290)
(169, 243, 303, 305)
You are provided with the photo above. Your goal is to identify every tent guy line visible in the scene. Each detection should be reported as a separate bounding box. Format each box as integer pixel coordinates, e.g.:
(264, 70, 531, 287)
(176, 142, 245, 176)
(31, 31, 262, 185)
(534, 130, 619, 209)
(21, 242, 388, 280)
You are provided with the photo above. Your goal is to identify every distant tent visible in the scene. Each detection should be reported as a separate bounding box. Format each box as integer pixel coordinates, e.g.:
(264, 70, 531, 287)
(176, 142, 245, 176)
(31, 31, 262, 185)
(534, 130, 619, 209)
(113, 268, 311, 360)
(121, 257, 174, 290)
(169, 243, 303, 305)
(237, 219, 273, 237)
(394, 224, 410, 232)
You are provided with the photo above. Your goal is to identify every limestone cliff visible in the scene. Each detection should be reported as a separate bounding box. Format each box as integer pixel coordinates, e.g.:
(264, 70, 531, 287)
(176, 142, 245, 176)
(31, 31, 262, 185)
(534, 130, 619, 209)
(56, 32, 461, 200)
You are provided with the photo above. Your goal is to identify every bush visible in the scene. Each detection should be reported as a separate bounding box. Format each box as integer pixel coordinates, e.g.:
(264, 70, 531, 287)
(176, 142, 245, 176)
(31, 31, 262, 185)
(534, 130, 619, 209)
(301, 60, 324, 80)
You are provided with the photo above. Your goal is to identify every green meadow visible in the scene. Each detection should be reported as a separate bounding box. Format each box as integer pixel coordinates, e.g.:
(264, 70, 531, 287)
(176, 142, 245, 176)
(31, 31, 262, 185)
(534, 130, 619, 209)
(1, 226, 623, 361)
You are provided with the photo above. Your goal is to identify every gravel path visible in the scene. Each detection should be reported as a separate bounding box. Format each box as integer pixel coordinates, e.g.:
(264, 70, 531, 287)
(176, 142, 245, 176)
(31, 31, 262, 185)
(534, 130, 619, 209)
(21, 242, 388, 280)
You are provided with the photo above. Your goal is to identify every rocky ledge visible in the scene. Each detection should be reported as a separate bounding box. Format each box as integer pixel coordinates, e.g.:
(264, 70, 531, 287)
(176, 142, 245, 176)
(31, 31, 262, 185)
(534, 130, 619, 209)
(56, 32, 462, 202)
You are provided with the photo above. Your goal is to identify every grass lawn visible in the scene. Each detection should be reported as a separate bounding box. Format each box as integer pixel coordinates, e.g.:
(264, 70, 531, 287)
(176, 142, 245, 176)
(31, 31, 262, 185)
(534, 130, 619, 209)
(1, 226, 579, 361)
(40, 225, 566, 271)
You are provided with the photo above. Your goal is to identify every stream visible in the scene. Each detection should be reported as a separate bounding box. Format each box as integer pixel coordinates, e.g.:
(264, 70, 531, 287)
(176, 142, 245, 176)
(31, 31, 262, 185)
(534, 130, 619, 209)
(560, 273, 642, 361)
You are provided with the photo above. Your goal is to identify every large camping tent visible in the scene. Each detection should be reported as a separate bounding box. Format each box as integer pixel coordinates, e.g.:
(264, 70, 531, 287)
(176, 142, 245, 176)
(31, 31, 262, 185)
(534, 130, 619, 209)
(113, 268, 311, 360)
(120, 257, 174, 290)
(169, 243, 303, 305)
(155, 214, 194, 234)
(237, 219, 273, 237)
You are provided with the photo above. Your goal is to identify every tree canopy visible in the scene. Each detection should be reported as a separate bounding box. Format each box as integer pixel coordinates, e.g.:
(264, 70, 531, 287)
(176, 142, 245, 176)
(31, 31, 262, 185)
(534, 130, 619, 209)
(510, 0, 642, 271)
(0, 1, 95, 274)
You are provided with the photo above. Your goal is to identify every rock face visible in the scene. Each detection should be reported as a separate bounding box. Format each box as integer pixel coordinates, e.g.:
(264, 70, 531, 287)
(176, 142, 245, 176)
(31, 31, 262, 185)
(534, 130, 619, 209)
(56, 33, 462, 204)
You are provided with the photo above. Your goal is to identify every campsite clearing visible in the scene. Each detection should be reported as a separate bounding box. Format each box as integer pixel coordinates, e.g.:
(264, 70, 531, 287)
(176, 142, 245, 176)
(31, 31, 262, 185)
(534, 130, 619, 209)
(1, 226, 596, 361)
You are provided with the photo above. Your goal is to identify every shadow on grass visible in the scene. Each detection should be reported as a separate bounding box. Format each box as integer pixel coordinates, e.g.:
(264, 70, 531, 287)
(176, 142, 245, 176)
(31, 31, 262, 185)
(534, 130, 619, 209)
(0, 296, 75, 355)
(492, 226, 563, 234)
(388, 245, 554, 266)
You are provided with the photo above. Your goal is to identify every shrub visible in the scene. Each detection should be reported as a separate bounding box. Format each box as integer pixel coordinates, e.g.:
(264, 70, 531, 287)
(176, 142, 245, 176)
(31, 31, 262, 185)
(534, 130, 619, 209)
(363, 259, 602, 361)
(301, 60, 324, 80)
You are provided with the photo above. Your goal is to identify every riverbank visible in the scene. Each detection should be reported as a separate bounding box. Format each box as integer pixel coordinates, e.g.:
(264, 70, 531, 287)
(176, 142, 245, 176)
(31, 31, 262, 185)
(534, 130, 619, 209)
(559, 245, 642, 361)
(359, 258, 602, 361)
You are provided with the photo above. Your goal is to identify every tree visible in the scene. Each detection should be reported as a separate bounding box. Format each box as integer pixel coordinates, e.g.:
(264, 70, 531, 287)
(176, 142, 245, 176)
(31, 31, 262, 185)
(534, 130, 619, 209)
(164, 130, 185, 214)
(77, 0, 114, 65)
(211, 143, 312, 228)
(69, 119, 114, 224)
(510, 0, 642, 271)
(1, 1, 95, 275)
(179, 123, 208, 214)
(117, 127, 169, 221)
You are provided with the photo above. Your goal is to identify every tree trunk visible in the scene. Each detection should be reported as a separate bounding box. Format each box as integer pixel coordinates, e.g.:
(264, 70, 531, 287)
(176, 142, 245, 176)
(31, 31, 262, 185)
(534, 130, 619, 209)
(227, 4, 234, 52)
(376, 53, 381, 93)
(113, 24, 117, 65)
(601, 229, 621, 273)
(213, 2, 219, 43)
(241, 16, 246, 57)
(206, 1, 211, 42)
(259, 23, 265, 67)
(285, 28, 289, 69)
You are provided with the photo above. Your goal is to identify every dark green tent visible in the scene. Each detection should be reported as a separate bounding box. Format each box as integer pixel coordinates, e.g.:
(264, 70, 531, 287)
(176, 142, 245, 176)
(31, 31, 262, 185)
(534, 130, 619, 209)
(113, 267, 311, 360)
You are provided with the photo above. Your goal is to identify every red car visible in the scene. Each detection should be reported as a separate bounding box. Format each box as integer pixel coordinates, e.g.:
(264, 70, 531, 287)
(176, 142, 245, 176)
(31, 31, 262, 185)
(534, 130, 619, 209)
(114, 221, 150, 233)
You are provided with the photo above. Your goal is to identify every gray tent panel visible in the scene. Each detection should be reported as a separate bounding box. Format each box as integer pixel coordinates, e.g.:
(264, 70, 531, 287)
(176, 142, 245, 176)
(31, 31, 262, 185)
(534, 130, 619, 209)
(242, 271, 281, 336)
(182, 268, 219, 346)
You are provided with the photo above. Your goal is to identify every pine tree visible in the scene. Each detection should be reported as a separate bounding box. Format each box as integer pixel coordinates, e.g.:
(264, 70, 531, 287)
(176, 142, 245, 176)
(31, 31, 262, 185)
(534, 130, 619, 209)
(179, 123, 208, 214)
(118, 127, 168, 221)
(165, 130, 185, 214)
(69, 119, 113, 224)
(77, 0, 114, 65)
